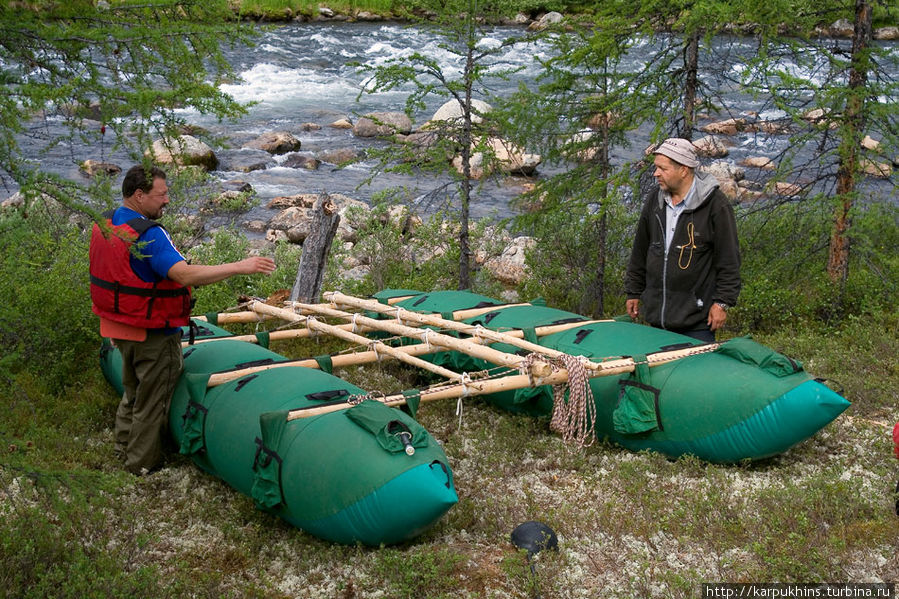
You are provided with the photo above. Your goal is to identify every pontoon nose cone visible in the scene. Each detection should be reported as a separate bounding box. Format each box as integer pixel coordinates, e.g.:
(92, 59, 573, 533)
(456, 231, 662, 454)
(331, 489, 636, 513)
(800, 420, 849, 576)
(511, 520, 558, 557)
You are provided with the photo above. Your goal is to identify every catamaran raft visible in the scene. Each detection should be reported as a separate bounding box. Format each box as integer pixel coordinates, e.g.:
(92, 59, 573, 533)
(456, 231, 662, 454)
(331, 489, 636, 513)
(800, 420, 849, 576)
(99, 289, 849, 545)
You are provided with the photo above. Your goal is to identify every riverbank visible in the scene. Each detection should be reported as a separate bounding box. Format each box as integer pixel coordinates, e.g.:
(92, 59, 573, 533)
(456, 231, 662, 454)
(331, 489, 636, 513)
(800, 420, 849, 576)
(233, 0, 899, 39)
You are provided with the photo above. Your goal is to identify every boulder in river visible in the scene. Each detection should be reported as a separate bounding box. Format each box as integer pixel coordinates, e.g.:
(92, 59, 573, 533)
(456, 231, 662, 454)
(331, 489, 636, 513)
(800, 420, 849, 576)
(330, 118, 353, 129)
(243, 131, 302, 155)
(146, 135, 218, 171)
(353, 112, 413, 137)
(692, 135, 730, 159)
(282, 153, 321, 170)
(80, 160, 121, 178)
(217, 148, 272, 173)
(317, 147, 364, 165)
(700, 118, 747, 136)
(429, 99, 492, 126)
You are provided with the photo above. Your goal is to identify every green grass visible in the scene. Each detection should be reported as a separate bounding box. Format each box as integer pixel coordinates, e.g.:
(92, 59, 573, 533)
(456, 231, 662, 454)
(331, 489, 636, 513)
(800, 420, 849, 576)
(4, 311, 898, 597)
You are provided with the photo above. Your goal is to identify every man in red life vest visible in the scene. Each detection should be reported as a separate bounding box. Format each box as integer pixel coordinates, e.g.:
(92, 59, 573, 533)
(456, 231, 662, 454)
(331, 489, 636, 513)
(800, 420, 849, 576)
(90, 165, 276, 475)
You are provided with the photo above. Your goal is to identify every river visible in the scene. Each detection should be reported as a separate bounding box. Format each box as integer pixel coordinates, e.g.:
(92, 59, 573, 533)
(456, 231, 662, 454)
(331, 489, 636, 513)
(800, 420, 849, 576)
(6, 22, 898, 222)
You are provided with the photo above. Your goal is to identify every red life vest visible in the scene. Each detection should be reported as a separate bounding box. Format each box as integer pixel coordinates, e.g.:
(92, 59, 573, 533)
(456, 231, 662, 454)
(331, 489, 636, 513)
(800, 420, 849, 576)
(89, 214, 191, 329)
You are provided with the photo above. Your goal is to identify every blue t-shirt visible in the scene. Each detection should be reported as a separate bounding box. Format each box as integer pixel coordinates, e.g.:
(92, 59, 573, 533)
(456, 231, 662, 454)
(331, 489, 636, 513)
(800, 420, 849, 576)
(112, 206, 185, 283)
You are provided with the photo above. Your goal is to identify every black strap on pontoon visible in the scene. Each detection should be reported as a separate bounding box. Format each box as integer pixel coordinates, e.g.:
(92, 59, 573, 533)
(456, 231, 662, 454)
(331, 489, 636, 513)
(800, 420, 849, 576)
(305, 388, 350, 402)
(234, 358, 278, 370)
(412, 295, 429, 306)
(253, 437, 283, 469)
(549, 317, 586, 326)
(658, 342, 697, 351)
(182, 347, 197, 360)
(234, 374, 258, 392)
(483, 311, 500, 325)
(431, 460, 452, 489)
(573, 329, 593, 344)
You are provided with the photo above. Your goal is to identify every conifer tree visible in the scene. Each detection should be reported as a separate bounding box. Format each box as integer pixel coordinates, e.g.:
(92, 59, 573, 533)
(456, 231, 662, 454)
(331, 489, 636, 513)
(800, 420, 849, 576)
(0, 0, 251, 214)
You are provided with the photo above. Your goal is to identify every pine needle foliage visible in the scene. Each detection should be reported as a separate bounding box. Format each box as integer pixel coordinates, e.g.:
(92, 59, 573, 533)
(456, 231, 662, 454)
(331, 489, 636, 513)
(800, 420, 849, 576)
(0, 0, 253, 216)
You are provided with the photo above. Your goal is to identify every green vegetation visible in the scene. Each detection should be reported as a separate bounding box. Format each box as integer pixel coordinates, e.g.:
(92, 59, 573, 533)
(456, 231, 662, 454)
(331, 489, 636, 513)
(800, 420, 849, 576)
(2, 190, 899, 596)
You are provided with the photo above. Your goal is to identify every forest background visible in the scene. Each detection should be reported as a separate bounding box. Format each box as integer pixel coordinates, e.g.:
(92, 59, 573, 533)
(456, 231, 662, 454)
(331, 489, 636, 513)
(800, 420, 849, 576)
(1, 0, 899, 597)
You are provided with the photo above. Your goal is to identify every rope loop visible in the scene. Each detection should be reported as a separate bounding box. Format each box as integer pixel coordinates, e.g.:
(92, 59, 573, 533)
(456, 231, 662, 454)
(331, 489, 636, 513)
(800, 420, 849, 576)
(420, 328, 433, 352)
(351, 312, 360, 334)
(367, 340, 382, 362)
(305, 315, 320, 337)
(394, 306, 405, 324)
(518, 352, 596, 449)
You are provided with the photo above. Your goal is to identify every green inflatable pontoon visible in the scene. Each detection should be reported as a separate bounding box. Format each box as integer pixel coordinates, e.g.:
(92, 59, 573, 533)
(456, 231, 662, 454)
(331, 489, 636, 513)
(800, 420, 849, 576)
(374, 289, 850, 464)
(100, 319, 457, 546)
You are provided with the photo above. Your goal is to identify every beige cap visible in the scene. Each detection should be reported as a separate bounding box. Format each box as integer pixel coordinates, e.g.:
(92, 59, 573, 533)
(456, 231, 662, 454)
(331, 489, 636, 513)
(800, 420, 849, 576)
(653, 138, 700, 168)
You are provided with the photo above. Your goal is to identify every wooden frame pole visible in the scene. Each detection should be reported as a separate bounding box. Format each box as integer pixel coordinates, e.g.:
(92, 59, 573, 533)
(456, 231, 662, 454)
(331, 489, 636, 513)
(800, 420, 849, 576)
(286, 343, 720, 420)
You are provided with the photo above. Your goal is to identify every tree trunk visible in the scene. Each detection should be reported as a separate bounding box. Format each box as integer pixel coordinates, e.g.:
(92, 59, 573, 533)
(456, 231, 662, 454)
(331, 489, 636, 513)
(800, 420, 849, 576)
(827, 0, 872, 286)
(458, 44, 475, 290)
(679, 32, 700, 140)
(290, 193, 340, 303)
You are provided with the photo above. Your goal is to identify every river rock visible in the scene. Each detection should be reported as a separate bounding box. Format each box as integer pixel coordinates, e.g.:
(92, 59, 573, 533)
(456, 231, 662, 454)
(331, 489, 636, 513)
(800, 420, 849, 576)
(499, 12, 530, 26)
(342, 265, 371, 282)
(756, 120, 791, 135)
(147, 135, 218, 171)
(269, 206, 313, 231)
(716, 178, 741, 201)
(874, 27, 899, 41)
(430, 99, 492, 125)
(740, 156, 776, 170)
(692, 135, 730, 158)
(330, 118, 353, 129)
(318, 6, 334, 17)
(282, 153, 321, 170)
(769, 181, 804, 197)
(474, 225, 512, 265)
(860, 159, 892, 178)
(399, 129, 447, 162)
(353, 112, 413, 137)
(801, 108, 837, 128)
(1, 192, 25, 209)
(221, 179, 254, 193)
(861, 135, 881, 152)
(265, 229, 289, 243)
(244, 220, 268, 233)
(355, 11, 381, 21)
(267, 194, 318, 209)
(217, 148, 272, 173)
(700, 160, 744, 182)
(563, 130, 597, 162)
(317, 147, 364, 165)
(701, 118, 747, 136)
(80, 160, 121, 177)
(828, 19, 854, 38)
(484, 236, 535, 286)
(60, 100, 102, 121)
(527, 11, 563, 31)
(300, 122, 322, 131)
(487, 138, 541, 175)
(286, 221, 313, 243)
(453, 138, 541, 178)
(243, 131, 301, 155)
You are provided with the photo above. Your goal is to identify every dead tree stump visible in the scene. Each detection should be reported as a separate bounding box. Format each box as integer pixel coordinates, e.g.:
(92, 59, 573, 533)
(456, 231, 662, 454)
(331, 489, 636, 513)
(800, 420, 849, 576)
(290, 193, 340, 303)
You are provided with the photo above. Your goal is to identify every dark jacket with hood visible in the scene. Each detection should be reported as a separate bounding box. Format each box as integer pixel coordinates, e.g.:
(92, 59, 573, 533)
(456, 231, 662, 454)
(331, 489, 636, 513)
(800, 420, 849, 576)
(625, 172, 741, 332)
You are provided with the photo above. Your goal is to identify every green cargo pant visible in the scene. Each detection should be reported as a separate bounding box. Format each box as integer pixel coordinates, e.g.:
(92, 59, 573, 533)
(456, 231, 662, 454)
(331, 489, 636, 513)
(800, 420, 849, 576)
(114, 330, 183, 475)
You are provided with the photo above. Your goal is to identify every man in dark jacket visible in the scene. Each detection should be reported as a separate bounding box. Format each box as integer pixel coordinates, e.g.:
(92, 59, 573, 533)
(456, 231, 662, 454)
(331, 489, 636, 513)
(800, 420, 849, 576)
(625, 138, 741, 342)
